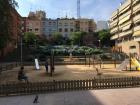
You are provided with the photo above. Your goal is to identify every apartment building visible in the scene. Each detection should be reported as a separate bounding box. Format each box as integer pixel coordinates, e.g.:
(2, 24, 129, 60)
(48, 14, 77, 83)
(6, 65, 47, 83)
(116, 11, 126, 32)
(109, 0, 140, 55)
(57, 18, 75, 37)
(43, 19, 58, 38)
(76, 18, 96, 32)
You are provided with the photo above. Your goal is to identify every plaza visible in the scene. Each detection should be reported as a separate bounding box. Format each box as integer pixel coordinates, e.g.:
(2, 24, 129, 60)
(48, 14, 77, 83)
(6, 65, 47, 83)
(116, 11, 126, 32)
(1, 64, 140, 84)
(1, 88, 140, 105)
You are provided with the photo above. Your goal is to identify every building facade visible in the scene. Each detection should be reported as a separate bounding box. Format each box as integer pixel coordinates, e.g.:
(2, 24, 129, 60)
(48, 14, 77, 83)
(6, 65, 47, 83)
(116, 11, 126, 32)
(0, 8, 21, 57)
(76, 18, 96, 32)
(43, 19, 58, 38)
(97, 21, 109, 31)
(109, 0, 140, 55)
(25, 18, 42, 36)
(57, 18, 75, 37)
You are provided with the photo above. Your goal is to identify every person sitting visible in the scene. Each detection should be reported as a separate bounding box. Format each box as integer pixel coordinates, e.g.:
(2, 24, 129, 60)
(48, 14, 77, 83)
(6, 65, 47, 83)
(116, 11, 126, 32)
(18, 66, 29, 83)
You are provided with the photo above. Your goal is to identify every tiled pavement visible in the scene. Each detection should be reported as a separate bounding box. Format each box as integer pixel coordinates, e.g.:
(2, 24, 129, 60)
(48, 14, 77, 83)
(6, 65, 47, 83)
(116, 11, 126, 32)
(1, 88, 140, 105)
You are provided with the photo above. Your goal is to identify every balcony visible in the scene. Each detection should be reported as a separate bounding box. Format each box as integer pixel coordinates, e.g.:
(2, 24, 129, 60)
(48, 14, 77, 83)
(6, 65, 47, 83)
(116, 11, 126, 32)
(111, 34, 119, 40)
(132, 0, 139, 5)
(133, 14, 140, 24)
(119, 10, 131, 20)
(110, 27, 118, 34)
(133, 31, 140, 37)
(111, 11, 118, 20)
(119, 5, 131, 15)
(119, 30, 132, 37)
(110, 19, 118, 28)
(119, 20, 132, 28)
(119, 15, 131, 25)
(119, 0, 131, 12)
(134, 25, 140, 32)
(133, 3, 140, 14)
(122, 24, 131, 31)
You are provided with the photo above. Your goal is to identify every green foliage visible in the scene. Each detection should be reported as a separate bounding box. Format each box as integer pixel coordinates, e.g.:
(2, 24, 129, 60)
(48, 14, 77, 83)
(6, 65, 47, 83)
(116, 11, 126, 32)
(97, 29, 113, 47)
(24, 32, 37, 45)
(52, 32, 63, 45)
(70, 32, 86, 45)
(0, 0, 18, 50)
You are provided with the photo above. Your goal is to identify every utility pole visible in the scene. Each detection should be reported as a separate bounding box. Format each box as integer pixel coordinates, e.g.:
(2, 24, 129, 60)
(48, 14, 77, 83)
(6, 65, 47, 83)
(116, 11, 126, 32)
(77, 0, 80, 19)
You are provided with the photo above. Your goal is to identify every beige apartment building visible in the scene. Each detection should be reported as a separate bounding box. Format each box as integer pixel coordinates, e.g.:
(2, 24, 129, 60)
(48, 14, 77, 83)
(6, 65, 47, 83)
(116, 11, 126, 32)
(26, 18, 42, 36)
(110, 0, 140, 55)
(76, 18, 96, 32)
(57, 18, 75, 37)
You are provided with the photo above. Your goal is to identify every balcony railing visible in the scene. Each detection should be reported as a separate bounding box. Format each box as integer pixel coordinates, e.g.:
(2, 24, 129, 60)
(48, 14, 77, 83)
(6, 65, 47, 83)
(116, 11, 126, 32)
(110, 19, 118, 28)
(110, 27, 118, 34)
(133, 14, 140, 24)
(119, 10, 131, 21)
(119, 30, 132, 37)
(133, 3, 140, 14)
(132, 0, 139, 5)
(119, 0, 131, 12)
(119, 15, 131, 25)
(111, 34, 119, 40)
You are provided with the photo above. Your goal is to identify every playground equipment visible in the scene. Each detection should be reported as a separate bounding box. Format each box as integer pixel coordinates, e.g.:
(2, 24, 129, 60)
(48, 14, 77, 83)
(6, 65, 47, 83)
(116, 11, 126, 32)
(117, 57, 140, 71)
(131, 58, 140, 70)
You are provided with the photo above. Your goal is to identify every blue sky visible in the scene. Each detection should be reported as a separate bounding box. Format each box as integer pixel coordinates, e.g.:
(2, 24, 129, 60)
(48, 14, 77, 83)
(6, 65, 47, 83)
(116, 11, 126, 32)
(16, 0, 124, 21)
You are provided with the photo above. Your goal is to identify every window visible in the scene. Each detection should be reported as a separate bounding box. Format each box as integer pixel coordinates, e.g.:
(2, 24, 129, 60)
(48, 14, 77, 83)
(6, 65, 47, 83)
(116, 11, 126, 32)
(59, 28, 62, 32)
(130, 46, 136, 49)
(29, 29, 32, 31)
(49, 22, 52, 25)
(70, 28, 74, 32)
(59, 23, 62, 26)
(64, 23, 68, 26)
(65, 28, 68, 32)
(35, 28, 39, 32)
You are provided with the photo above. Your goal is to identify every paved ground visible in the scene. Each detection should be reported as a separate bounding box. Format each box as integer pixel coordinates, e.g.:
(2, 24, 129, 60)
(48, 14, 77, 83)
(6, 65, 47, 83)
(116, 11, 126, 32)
(1, 88, 140, 105)
(1, 64, 140, 84)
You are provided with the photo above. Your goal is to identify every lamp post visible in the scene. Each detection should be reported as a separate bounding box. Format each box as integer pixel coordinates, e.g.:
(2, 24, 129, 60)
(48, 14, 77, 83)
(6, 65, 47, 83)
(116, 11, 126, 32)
(20, 26, 24, 66)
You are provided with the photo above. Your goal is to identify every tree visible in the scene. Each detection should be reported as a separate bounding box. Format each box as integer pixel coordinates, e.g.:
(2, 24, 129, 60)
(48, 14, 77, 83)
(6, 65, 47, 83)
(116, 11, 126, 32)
(98, 29, 114, 47)
(0, 0, 18, 55)
(52, 32, 63, 45)
(70, 32, 86, 45)
(23, 32, 37, 46)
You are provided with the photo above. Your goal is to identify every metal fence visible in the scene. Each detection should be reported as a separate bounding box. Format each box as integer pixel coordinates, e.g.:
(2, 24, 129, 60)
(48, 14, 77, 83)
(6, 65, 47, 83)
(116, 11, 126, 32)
(0, 77, 140, 96)
(0, 62, 20, 73)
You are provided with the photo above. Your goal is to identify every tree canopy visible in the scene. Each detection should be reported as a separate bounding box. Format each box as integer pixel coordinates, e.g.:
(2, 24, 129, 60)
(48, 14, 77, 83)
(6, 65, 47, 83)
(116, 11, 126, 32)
(70, 31, 87, 45)
(97, 29, 114, 47)
(24, 32, 37, 45)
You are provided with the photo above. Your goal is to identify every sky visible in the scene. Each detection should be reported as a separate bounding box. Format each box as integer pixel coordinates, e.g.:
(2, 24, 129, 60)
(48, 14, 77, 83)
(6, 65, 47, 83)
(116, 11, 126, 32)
(16, 0, 124, 21)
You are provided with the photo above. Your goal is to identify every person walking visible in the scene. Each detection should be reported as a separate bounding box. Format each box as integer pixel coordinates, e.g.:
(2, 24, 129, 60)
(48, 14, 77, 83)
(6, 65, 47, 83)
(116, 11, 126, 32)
(45, 60, 49, 73)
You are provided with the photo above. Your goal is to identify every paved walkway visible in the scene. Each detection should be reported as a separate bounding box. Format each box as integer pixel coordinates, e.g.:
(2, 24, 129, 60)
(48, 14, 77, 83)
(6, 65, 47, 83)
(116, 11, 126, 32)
(1, 88, 140, 105)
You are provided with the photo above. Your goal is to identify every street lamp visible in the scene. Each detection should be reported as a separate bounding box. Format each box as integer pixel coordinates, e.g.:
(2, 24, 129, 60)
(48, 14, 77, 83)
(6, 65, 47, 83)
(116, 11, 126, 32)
(20, 26, 24, 66)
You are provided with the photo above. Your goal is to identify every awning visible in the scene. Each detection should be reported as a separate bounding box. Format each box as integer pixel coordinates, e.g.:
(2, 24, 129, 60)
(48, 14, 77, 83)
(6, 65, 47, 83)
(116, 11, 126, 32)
(119, 30, 132, 37)
(133, 31, 140, 36)
(119, 15, 131, 25)
(122, 24, 131, 31)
